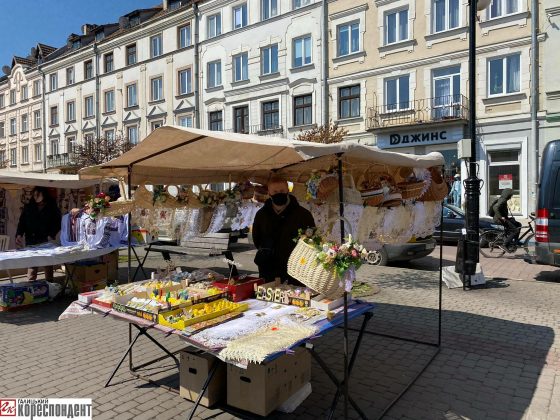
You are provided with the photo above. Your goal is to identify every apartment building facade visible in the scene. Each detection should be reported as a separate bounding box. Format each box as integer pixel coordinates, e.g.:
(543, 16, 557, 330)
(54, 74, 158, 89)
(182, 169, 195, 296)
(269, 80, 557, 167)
(328, 0, 540, 216)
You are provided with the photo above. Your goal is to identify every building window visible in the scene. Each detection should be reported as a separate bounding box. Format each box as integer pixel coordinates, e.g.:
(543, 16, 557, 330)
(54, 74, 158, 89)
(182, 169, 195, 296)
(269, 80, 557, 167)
(488, 54, 520, 96)
(233, 53, 249, 82)
(0, 151, 5, 167)
(127, 83, 138, 107)
(105, 130, 115, 142)
(21, 85, 28, 101)
(488, 150, 521, 213)
(51, 139, 59, 156)
(10, 118, 16, 135)
(178, 69, 192, 95)
(262, 100, 279, 130)
(234, 106, 249, 133)
(178, 115, 193, 127)
(21, 146, 29, 164)
(50, 106, 58, 126)
(21, 114, 28, 132)
(339, 85, 360, 119)
(207, 14, 222, 38)
(178, 24, 192, 48)
(262, 0, 278, 20)
(72, 39, 81, 49)
(84, 60, 93, 79)
(151, 77, 163, 101)
(104, 52, 114, 73)
(95, 31, 105, 42)
(0, 122, 4, 138)
(151, 121, 163, 132)
(294, 94, 312, 126)
(104, 90, 115, 113)
(432, 66, 461, 119)
(84, 96, 94, 117)
(385, 10, 408, 45)
(293, 0, 311, 9)
(209, 111, 223, 131)
(150, 34, 163, 58)
(66, 67, 75, 85)
(34, 110, 41, 129)
(130, 15, 141, 26)
(10, 149, 16, 167)
(0, 94, 4, 109)
(34, 143, 42, 162)
(337, 22, 360, 57)
(66, 101, 76, 122)
(385, 75, 410, 111)
(67, 136, 77, 154)
(233, 4, 248, 29)
(207, 61, 222, 88)
(33, 80, 41, 97)
(127, 126, 139, 144)
(126, 44, 137, 66)
(432, 0, 460, 33)
(261, 44, 279, 74)
(293, 35, 312, 68)
(489, 0, 519, 19)
(10, 89, 16, 105)
(84, 133, 94, 143)
(49, 74, 58, 91)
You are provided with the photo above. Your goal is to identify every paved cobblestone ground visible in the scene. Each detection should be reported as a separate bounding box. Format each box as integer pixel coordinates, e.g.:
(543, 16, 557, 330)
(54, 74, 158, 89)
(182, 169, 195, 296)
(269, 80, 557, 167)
(1, 241, 559, 419)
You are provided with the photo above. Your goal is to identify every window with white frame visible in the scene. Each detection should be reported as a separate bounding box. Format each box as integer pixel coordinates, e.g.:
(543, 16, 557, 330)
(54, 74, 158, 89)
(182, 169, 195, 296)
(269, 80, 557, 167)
(385, 9, 408, 45)
(127, 126, 138, 144)
(151, 121, 163, 132)
(178, 69, 192, 94)
(207, 61, 222, 88)
(66, 67, 75, 85)
(488, 54, 520, 96)
(207, 14, 222, 38)
(178, 115, 193, 127)
(33, 80, 41, 97)
(293, 0, 311, 9)
(105, 130, 115, 142)
(432, 0, 460, 33)
(104, 90, 115, 112)
(151, 77, 163, 101)
(337, 22, 360, 56)
(84, 60, 94, 79)
(233, 53, 249, 82)
(178, 24, 192, 48)
(34, 143, 42, 161)
(151, 34, 163, 58)
(233, 4, 248, 29)
(50, 106, 58, 126)
(432, 66, 461, 119)
(66, 101, 76, 121)
(9, 89, 16, 105)
(10, 148, 16, 167)
(84, 96, 94, 117)
(34, 110, 41, 129)
(261, 44, 279, 74)
(50, 139, 59, 156)
(126, 44, 137, 66)
(21, 85, 28, 100)
(10, 118, 16, 135)
(127, 83, 138, 107)
(0, 94, 4, 108)
(385, 74, 410, 111)
(0, 122, 4, 138)
(262, 0, 278, 20)
(21, 114, 28, 132)
(21, 146, 29, 164)
(488, 0, 519, 19)
(104, 52, 114, 72)
(293, 35, 312, 67)
(49, 73, 58, 91)
(67, 136, 77, 154)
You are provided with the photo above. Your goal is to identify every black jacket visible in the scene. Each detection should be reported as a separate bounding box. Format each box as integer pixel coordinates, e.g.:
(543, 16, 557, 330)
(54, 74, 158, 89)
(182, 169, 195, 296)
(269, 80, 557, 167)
(492, 188, 514, 222)
(16, 201, 62, 246)
(252, 195, 315, 280)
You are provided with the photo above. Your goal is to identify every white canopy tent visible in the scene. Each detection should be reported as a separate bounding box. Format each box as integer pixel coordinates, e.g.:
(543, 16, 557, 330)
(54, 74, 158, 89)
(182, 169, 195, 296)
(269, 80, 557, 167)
(0, 170, 101, 189)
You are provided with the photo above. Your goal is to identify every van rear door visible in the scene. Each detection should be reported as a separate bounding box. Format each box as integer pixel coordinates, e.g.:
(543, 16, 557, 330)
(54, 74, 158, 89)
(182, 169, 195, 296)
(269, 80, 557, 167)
(547, 162, 560, 259)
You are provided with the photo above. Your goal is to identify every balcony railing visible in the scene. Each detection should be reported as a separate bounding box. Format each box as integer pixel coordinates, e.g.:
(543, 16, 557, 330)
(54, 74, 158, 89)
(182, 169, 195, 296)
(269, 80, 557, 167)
(46, 153, 78, 169)
(250, 124, 284, 136)
(366, 94, 469, 130)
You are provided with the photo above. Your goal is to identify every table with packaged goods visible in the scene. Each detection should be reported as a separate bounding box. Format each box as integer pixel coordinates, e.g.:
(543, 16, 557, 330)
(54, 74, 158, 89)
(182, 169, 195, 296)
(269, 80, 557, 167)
(67, 277, 373, 419)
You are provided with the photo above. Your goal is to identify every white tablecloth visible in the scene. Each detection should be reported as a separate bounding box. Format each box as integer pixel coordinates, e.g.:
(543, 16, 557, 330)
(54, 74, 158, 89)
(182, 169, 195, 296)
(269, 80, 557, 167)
(0, 243, 118, 270)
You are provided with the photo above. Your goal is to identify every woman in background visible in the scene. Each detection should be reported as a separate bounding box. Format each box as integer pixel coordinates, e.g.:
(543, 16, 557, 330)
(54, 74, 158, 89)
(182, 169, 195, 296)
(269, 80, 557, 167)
(15, 187, 61, 281)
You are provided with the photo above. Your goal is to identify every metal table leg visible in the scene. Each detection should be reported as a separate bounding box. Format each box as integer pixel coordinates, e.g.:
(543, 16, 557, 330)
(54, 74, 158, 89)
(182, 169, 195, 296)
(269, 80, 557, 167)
(132, 244, 152, 281)
(131, 247, 147, 279)
(186, 361, 219, 420)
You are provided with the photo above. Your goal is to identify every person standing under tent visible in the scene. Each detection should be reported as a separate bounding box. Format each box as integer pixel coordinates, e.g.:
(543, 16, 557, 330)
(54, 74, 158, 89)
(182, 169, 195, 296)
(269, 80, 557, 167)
(252, 177, 315, 284)
(15, 187, 62, 281)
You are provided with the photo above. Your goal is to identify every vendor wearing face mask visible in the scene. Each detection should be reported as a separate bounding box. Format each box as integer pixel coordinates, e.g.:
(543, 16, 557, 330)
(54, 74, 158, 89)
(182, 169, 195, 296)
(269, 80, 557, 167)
(252, 177, 315, 284)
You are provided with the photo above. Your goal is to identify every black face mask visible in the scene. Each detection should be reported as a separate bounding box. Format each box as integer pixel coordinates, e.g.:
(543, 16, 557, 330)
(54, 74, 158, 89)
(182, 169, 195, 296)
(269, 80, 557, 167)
(271, 193, 288, 206)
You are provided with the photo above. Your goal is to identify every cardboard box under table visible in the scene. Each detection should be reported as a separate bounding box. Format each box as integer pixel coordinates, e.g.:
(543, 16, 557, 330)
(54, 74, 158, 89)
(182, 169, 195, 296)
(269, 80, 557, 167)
(66, 260, 108, 293)
(227, 347, 312, 416)
(180, 350, 226, 407)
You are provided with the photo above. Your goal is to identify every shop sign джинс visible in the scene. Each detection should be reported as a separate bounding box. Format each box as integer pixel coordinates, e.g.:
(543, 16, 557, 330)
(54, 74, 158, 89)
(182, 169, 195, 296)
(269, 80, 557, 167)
(376, 125, 463, 149)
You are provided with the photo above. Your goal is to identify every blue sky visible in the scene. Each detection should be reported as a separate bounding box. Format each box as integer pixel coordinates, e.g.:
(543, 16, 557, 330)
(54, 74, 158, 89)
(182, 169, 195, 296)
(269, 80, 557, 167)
(0, 0, 159, 70)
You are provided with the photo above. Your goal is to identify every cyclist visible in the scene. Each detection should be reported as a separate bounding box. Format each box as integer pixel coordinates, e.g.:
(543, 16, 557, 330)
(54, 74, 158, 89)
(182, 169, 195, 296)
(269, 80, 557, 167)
(491, 188, 521, 252)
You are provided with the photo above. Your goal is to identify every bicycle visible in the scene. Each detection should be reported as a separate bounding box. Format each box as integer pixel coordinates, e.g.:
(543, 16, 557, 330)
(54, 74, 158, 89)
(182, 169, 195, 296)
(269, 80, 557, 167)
(479, 214, 535, 258)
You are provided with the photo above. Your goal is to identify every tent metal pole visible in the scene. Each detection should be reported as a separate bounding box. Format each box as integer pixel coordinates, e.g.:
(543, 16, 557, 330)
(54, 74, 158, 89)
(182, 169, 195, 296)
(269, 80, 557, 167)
(127, 165, 132, 283)
(438, 196, 443, 347)
(337, 155, 349, 420)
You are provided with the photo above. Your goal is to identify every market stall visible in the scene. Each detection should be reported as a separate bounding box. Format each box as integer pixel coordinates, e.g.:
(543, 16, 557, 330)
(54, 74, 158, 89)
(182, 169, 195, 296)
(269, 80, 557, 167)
(72, 125, 446, 419)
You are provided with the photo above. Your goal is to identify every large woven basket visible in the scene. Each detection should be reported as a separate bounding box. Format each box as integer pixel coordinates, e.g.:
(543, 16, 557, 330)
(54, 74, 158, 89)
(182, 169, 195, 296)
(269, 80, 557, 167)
(361, 189, 384, 207)
(397, 180, 427, 200)
(419, 167, 448, 202)
(316, 175, 338, 201)
(287, 239, 343, 298)
(102, 179, 136, 217)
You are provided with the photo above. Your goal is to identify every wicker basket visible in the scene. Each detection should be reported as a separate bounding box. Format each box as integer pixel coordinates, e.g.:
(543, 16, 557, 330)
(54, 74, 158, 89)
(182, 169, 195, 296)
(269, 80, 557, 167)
(316, 175, 339, 201)
(287, 239, 343, 298)
(101, 179, 136, 217)
(134, 183, 155, 209)
(419, 167, 448, 202)
(397, 180, 427, 201)
(361, 189, 385, 207)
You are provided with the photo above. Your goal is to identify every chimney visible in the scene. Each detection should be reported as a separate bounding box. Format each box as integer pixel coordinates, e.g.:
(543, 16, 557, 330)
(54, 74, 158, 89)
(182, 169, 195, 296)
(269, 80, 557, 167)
(81, 24, 97, 35)
(163, 0, 169, 9)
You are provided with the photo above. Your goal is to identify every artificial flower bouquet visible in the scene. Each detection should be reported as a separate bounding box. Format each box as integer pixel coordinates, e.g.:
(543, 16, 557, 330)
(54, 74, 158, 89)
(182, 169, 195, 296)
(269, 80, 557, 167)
(197, 189, 220, 207)
(86, 192, 111, 219)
